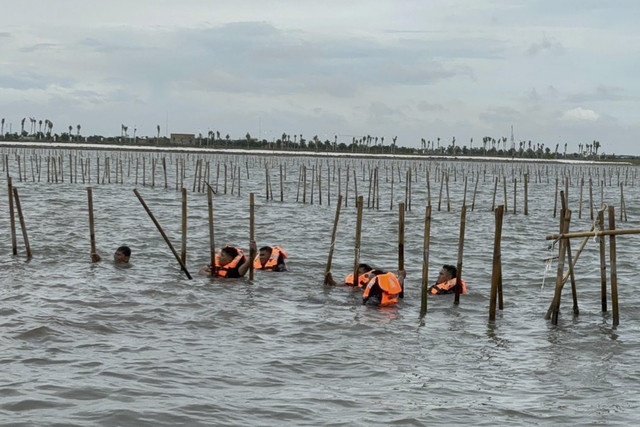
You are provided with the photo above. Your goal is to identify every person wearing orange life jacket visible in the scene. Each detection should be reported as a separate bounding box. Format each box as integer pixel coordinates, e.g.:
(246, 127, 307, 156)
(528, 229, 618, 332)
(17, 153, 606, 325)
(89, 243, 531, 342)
(428, 264, 467, 295)
(253, 245, 288, 271)
(198, 240, 257, 278)
(324, 263, 373, 288)
(362, 269, 406, 306)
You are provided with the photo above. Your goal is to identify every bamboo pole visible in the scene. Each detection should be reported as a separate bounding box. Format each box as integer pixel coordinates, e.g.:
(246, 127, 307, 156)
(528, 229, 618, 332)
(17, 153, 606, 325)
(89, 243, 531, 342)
(491, 176, 498, 211)
(87, 187, 99, 262)
(563, 210, 579, 315)
(324, 194, 343, 284)
(207, 184, 216, 267)
(524, 173, 529, 215)
(489, 205, 504, 321)
(420, 205, 432, 318)
(12, 187, 31, 258)
(454, 205, 467, 305)
(352, 196, 364, 288)
(608, 206, 619, 326)
(181, 187, 187, 265)
(249, 192, 255, 280)
(398, 202, 405, 298)
(280, 164, 284, 202)
(133, 189, 192, 279)
(546, 227, 640, 240)
(7, 177, 18, 255)
(598, 209, 607, 312)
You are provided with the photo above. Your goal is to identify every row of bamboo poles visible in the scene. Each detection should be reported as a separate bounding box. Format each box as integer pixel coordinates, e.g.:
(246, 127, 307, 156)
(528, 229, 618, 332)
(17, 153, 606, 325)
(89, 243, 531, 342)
(1, 149, 634, 222)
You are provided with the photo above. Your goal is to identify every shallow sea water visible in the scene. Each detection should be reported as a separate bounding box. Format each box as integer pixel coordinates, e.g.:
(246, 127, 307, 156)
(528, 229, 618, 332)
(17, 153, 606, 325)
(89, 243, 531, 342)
(1, 147, 640, 426)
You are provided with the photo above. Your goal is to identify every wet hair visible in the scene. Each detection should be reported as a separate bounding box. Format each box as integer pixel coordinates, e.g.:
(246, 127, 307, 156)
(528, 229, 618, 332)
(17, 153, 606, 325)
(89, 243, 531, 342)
(442, 264, 457, 278)
(370, 269, 385, 276)
(358, 263, 373, 272)
(116, 246, 131, 257)
(259, 246, 272, 253)
(221, 246, 239, 258)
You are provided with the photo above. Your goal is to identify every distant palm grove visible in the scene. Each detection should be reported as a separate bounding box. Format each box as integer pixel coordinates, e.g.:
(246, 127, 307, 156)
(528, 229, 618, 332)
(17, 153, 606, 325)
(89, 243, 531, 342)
(0, 116, 617, 161)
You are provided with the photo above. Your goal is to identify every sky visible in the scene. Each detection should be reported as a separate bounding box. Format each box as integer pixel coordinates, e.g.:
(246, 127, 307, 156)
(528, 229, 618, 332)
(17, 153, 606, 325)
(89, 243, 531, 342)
(1, 0, 639, 155)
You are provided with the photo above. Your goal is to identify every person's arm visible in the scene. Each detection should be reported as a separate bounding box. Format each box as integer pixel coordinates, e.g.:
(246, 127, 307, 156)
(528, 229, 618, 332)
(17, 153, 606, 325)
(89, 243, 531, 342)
(199, 265, 212, 276)
(238, 240, 257, 277)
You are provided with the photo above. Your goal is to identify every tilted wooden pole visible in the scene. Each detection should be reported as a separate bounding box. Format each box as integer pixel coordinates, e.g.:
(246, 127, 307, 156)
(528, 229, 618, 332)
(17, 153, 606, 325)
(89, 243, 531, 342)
(324, 194, 343, 284)
(133, 189, 192, 279)
(454, 205, 467, 305)
(420, 205, 432, 318)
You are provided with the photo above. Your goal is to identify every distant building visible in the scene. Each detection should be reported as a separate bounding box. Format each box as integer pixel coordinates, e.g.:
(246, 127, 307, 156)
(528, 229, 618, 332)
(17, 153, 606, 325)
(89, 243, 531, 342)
(170, 133, 195, 145)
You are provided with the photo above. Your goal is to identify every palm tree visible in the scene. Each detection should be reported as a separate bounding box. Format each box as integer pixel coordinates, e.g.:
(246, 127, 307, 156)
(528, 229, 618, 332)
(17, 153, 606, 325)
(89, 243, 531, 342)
(157, 125, 161, 139)
(77, 124, 81, 139)
(593, 140, 600, 156)
(21, 118, 26, 135)
(1, 118, 4, 137)
(47, 120, 53, 138)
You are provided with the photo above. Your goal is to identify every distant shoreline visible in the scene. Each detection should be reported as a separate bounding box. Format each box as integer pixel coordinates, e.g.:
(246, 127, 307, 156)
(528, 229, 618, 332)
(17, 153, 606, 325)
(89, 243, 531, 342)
(0, 141, 631, 166)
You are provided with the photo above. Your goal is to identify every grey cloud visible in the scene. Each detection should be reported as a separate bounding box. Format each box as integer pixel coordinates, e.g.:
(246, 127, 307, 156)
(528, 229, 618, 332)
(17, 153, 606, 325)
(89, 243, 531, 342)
(0, 32, 10, 38)
(20, 43, 59, 53)
(566, 85, 628, 102)
(0, 73, 49, 90)
(526, 35, 564, 56)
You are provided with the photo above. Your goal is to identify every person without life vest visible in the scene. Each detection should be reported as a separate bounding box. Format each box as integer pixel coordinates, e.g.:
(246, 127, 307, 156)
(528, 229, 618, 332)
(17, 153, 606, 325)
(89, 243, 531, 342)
(253, 245, 288, 271)
(324, 263, 373, 288)
(428, 264, 467, 295)
(91, 245, 132, 264)
(362, 269, 406, 306)
(199, 240, 257, 278)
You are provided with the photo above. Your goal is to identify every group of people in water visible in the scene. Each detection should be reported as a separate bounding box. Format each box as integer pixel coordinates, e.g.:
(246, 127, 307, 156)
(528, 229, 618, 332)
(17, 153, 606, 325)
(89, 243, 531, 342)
(92, 242, 467, 306)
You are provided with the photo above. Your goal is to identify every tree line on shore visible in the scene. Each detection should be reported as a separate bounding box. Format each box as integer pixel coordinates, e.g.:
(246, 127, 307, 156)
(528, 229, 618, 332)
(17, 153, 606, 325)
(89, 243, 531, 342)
(0, 116, 619, 161)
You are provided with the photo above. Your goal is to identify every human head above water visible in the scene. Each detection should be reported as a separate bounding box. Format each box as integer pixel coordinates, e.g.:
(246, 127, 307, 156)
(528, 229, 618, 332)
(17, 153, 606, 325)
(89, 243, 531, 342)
(219, 245, 240, 265)
(437, 264, 457, 282)
(357, 263, 373, 275)
(114, 245, 131, 263)
(258, 246, 273, 264)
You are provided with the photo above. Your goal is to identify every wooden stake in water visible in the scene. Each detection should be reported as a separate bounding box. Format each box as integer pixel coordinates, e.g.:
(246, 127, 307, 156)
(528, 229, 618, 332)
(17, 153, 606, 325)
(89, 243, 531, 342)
(352, 196, 364, 286)
(87, 187, 99, 262)
(420, 205, 432, 318)
(489, 205, 504, 321)
(398, 202, 405, 298)
(454, 205, 467, 305)
(597, 208, 607, 312)
(133, 189, 192, 279)
(181, 187, 187, 265)
(12, 187, 32, 259)
(608, 205, 619, 327)
(249, 192, 255, 281)
(7, 177, 18, 255)
(324, 194, 343, 285)
(207, 183, 216, 267)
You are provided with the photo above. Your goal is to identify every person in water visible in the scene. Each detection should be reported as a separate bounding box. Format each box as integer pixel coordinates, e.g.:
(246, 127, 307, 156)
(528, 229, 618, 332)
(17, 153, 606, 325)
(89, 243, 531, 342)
(253, 245, 288, 271)
(428, 264, 467, 295)
(91, 245, 131, 264)
(362, 269, 406, 306)
(199, 240, 257, 278)
(324, 263, 373, 288)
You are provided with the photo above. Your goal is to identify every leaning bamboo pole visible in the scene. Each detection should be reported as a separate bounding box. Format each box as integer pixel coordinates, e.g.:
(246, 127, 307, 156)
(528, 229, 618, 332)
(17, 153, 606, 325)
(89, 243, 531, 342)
(7, 177, 18, 255)
(12, 187, 32, 258)
(181, 187, 187, 265)
(249, 193, 255, 280)
(324, 194, 343, 285)
(133, 189, 192, 279)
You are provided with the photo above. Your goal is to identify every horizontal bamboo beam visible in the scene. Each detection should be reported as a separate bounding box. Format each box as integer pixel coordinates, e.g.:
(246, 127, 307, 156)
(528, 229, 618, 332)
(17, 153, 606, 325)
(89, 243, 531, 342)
(546, 228, 640, 240)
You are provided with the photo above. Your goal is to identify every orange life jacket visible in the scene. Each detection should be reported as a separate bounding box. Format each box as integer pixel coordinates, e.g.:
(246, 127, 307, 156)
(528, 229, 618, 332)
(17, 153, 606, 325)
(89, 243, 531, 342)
(253, 245, 287, 270)
(213, 246, 245, 278)
(363, 272, 403, 306)
(345, 272, 371, 288)
(428, 277, 467, 295)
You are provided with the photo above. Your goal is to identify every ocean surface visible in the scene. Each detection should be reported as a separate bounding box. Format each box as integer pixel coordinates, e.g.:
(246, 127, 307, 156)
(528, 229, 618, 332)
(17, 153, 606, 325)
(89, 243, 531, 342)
(1, 147, 640, 426)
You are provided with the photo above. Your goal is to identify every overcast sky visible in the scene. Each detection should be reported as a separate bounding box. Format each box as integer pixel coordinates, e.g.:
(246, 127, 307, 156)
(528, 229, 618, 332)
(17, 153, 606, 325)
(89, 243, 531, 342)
(1, 0, 639, 154)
